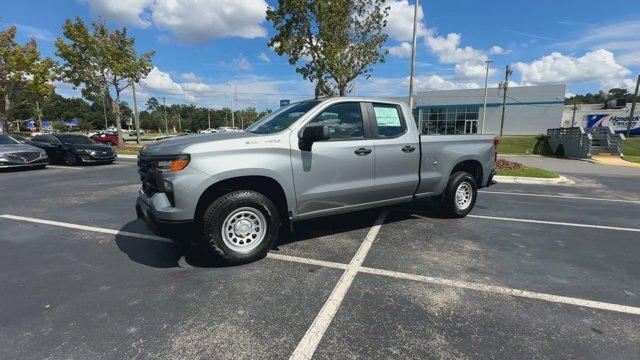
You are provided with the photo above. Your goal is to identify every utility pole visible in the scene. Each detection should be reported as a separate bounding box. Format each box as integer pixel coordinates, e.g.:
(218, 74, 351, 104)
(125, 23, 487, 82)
(625, 74, 639, 137)
(163, 97, 168, 134)
(499, 64, 513, 137)
(408, 0, 419, 130)
(227, 83, 235, 128)
(207, 109, 211, 130)
(481, 59, 492, 134)
(571, 102, 578, 127)
(132, 82, 141, 144)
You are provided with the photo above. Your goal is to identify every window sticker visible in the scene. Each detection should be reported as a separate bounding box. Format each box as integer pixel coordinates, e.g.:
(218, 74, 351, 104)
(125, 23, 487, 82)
(374, 106, 401, 127)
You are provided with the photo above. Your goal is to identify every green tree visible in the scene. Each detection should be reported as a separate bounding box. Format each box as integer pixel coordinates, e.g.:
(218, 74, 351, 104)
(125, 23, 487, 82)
(146, 96, 159, 110)
(267, 0, 389, 96)
(0, 26, 57, 132)
(55, 17, 154, 144)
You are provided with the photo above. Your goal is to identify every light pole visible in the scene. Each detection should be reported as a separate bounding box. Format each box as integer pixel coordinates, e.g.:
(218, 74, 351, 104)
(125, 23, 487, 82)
(162, 96, 168, 134)
(407, 0, 419, 114)
(132, 82, 141, 144)
(481, 59, 492, 134)
(226, 83, 236, 128)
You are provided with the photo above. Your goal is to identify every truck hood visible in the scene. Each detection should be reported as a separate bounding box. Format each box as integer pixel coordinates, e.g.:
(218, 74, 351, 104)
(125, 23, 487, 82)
(140, 131, 258, 156)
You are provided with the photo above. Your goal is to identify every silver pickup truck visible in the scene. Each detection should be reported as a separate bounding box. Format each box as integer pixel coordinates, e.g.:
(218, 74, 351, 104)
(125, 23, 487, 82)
(136, 97, 497, 263)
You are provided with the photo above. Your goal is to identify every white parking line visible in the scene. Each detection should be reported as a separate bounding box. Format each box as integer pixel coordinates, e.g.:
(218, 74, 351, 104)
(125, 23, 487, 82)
(3, 213, 640, 341)
(0, 214, 168, 241)
(289, 210, 387, 360)
(480, 190, 640, 204)
(358, 267, 640, 315)
(266, 253, 348, 270)
(467, 214, 640, 233)
(46, 165, 83, 170)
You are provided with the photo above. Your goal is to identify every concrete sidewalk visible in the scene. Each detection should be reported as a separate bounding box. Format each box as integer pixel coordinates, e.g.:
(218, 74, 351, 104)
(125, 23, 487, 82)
(500, 155, 640, 176)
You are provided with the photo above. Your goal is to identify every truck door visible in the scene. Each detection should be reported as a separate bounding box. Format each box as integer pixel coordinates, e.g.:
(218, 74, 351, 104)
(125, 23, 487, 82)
(290, 101, 375, 217)
(366, 102, 420, 202)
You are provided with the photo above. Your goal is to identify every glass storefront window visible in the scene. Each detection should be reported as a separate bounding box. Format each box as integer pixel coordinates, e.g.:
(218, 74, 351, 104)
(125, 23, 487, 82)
(417, 106, 480, 135)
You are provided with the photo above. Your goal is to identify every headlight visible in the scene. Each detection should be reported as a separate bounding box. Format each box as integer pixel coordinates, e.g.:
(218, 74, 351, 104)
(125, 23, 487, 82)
(156, 154, 190, 172)
(75, 149, 91, 154)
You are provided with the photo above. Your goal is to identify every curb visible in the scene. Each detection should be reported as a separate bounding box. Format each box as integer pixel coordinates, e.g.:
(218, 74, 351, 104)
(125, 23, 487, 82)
(493, 175, 574, 185)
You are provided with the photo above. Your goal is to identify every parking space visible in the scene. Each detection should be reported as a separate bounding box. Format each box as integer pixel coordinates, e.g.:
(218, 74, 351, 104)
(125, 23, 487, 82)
(1, 160, 640, 359)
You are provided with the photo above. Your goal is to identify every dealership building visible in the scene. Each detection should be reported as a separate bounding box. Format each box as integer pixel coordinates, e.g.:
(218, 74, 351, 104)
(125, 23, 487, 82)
(403, 84, 566, 135)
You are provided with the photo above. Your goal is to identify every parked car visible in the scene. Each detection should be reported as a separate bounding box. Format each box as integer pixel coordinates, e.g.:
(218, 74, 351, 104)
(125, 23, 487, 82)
(90, 132, 119, 146)
(29, 133, 116, 166)
(199, 129, 218, 134)
(136, 97, 497, 264)
(8, 134, 29, 144)
(0, 134, 49, 169)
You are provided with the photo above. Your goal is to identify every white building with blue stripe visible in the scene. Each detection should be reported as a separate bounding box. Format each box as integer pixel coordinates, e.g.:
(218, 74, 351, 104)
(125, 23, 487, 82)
(409, 84, 566, 135)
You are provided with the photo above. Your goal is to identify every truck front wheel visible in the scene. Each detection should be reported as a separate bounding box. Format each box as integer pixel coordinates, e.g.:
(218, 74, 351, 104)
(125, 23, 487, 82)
(202, 190, 280, 264)
(441, 171, 477, 218)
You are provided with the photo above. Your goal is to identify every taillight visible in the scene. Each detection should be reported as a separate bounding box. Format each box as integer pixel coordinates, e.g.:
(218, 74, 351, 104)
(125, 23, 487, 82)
(493, 137, 499, 162)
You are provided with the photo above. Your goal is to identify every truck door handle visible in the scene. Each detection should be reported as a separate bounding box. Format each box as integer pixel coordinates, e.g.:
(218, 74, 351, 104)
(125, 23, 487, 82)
(402, 145, 416, 153)
(354, 148, 372, 156)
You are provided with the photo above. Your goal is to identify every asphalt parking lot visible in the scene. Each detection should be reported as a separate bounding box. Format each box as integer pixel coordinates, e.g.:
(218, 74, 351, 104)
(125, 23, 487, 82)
(1, 159, 640, 359)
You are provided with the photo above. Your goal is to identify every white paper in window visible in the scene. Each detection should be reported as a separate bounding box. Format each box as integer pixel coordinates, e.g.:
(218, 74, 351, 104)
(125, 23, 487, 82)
(374, 106, 401, 127)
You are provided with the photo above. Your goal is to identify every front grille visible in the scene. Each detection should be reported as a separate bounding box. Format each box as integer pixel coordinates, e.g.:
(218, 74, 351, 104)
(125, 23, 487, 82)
(137, 156, 161, 195)
(91, 150, 114, 159)
(6, 151, 42, 164)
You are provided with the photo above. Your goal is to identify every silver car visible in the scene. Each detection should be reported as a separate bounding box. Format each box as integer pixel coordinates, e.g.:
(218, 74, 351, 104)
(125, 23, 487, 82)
(0, 134, 49, 169)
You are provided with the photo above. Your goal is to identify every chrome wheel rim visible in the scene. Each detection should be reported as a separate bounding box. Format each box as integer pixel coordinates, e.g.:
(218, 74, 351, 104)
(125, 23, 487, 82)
(221, 207, 267, 253)
(455, 182, 473, 211)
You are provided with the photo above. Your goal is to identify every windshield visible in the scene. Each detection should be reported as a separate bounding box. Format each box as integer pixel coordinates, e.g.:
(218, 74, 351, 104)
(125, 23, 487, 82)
(57, 135, 95, 145)
(0, 134, 20, 145)
(245, 100, 321, 134)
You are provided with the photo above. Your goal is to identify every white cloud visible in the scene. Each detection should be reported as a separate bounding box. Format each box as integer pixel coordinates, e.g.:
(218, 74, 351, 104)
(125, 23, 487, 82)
(385, 0, 427, 41)
(388, 42, 413, 58)
(425, 32, 487, 64)
(454, 61, 496, 80)
(150, 0, 268, 43)
(414, 75, 480, 91)
(81, 0, 268, 44)
(80, 0, 152, 28)
(13, 24, 55, 42)
(556, 19, 640, 66)
(489, 45, 510, 55)
(233, 56, 252, 70)
(140, 66, 184, 95)
(258, 52, 270, 62)
(512, 49, 632, 89)
(180, 72, 202, 82)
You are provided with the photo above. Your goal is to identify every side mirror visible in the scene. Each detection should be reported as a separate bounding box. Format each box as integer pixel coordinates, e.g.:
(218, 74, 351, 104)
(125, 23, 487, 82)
(299, 125, 330, 151)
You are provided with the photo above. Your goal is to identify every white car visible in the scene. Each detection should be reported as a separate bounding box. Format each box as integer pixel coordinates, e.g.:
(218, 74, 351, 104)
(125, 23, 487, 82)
(199, 128, 218, 134)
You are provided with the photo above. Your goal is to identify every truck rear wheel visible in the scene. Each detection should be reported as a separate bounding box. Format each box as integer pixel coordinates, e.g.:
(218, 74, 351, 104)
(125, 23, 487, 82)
(202, 190, 279, 264)
(441, 171, 477, 218)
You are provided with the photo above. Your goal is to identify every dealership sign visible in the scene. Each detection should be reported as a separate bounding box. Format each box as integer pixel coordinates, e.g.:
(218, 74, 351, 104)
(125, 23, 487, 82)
(584, 114, 640, 135)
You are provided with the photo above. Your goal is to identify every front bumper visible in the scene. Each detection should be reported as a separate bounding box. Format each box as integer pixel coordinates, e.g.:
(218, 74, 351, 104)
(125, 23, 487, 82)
(136, 195, 193, 236)
(78, 153, 117, 163)
(0, 156, 48, 168)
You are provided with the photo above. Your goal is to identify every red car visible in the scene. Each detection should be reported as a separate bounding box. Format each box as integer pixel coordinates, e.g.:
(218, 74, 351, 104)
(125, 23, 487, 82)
(90, 132, 119, 146)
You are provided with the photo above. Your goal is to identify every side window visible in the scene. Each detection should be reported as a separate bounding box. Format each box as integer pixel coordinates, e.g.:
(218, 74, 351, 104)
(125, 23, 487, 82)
(31, 135, 44, 142)
(308, 102, 364, 140)
(372, 103, 405, 138)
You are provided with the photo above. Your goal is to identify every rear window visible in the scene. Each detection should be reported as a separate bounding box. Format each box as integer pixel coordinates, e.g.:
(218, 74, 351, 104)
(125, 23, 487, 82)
(372, 103, 405, 138)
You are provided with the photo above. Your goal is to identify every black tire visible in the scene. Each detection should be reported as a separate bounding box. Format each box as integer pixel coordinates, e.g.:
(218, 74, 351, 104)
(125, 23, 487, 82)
(34, 164, 47, 170)
(440, 171, 477, 218)
(63, 152, 78, 166)
(202, 190, 280, 264)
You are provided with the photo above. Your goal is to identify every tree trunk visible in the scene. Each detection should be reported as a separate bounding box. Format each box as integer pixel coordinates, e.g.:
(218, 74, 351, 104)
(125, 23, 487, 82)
(1, 93, 10, 133)
(114, 90, 123, 146)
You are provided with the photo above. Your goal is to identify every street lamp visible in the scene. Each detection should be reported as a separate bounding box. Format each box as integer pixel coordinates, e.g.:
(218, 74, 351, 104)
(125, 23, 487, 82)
(226, 83, 236, 128)
(481, 59, 493, 135)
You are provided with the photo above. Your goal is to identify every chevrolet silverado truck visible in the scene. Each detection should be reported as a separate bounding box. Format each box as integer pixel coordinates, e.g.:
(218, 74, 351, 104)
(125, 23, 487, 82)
(136, 97, 497, 263)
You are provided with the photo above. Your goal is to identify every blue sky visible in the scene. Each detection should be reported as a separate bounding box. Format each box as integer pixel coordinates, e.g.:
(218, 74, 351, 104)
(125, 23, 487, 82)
(3, 0, 639, 110)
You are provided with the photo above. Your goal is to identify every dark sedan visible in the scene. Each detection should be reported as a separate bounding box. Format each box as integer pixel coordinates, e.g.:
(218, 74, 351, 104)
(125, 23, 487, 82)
(29, 133, 117, 166)
(0, 134, 49, 169)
